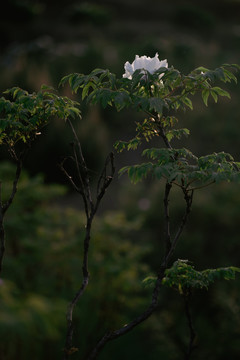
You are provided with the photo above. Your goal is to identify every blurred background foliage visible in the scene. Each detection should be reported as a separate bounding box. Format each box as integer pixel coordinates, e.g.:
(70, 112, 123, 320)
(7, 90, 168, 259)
(1, 0, 240, 359)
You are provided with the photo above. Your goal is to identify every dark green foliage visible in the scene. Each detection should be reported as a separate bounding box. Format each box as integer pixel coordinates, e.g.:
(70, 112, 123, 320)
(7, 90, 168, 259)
(143, 259, 240, 294)
(60, 65, 239, 115)
(119, 148, 240, 185)
(0, 85, 80, 146)
(163, 260, 240, 293)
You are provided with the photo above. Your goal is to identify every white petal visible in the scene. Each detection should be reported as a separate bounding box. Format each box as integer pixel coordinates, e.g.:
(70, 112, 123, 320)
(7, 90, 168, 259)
(123, 61, 134, 79)
(159, 59, 168, 68)
(123, 53, 168, 78)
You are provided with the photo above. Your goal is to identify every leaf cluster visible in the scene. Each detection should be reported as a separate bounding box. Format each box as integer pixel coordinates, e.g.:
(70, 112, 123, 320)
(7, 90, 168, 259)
(0, 85, 80, 146)
(143, 260, 240, 295)
(119, 148, 240, 187)
(162, 259, 240, 294)
(59, 64, 239, 115)
(114, 115, 189, 153)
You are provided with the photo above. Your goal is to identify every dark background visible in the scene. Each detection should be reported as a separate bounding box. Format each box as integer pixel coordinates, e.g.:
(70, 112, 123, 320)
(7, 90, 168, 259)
(1, 1, 240, 359)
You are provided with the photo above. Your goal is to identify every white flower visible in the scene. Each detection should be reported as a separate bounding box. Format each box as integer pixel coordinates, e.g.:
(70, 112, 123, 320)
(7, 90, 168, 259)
(123, 53, 168, 79)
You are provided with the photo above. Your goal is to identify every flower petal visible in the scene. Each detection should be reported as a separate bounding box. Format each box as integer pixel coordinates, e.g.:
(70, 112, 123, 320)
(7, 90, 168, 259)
(123, 53, 168, 78)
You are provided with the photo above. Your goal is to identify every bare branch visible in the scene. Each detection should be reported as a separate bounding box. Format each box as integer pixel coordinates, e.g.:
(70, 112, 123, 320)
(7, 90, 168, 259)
(61, 116, 115, 358)
(63, 151, 115, 358)
(188, 181, 215, 192)
(86, 268, 165, 360)
(58, 157, 90, 218)
(58, 157, 81, 193)
(0, 148, 25, 274)
(95, 152, 115, 214)
(164, 188, 193, 266)
(86, 183, 194, 359)
(163, 182, 172, 256)
(66, 119, 92, 206)
(2, 158, 22, 215)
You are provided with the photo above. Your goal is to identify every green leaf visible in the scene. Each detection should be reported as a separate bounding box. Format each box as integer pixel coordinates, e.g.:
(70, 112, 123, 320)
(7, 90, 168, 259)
(148, 97, 165, 113)
(114, 91, 131, 111)
(222, 68, 237, 83)
(82, 81, 96, 100)
(212, 87, 231, 99)
(210, 90, 218, 103)
(202, 89, 210, 106)
(142, 276, 157, 288)
(183, 97, 193, 110)
(194, 66, 210, 73)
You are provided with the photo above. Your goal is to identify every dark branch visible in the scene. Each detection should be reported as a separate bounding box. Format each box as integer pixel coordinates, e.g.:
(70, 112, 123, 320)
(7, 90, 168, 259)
(163, 182, 172, 256)
(58, 157, 90, 218)
(67, 119, 92, 206)
(0, 154, 23, 274)
(2, 157, 22, 215)
(95, 152, 115, 214)
(183, 293, 197, 359)
(86, 183, 194, 359)
(61, 119, 115, 359)
(156, 121, 173, 150)
(86, 268, 166, 360)
(164, 188, 193, 266)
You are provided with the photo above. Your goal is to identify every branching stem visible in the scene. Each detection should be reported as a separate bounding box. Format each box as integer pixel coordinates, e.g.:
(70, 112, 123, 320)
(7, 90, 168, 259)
(85, 181, 193, 360)
(61, 120, 115, 359)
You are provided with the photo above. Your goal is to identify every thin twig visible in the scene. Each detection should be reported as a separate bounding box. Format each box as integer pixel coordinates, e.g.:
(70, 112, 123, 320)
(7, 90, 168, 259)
(61, 119, 115, 359)
(67, 119, 93, 206)
(58, 155, 90, 218)
(164, 188, 193, 266)
(188, 180, 215, 192)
